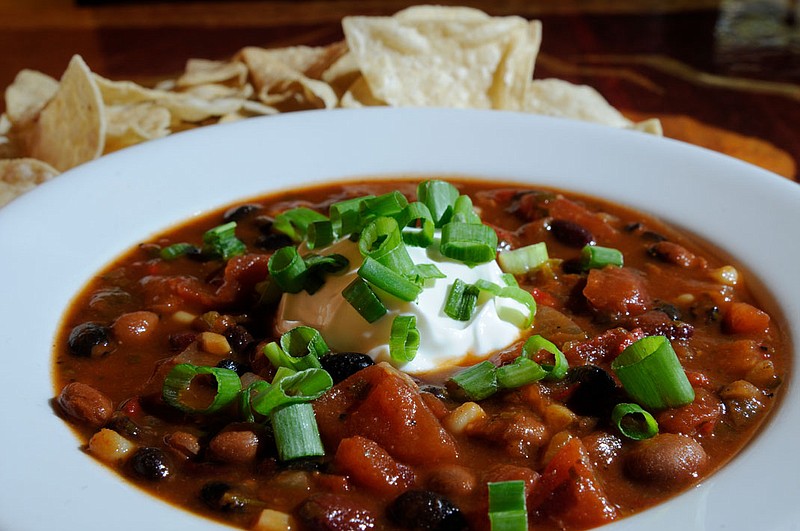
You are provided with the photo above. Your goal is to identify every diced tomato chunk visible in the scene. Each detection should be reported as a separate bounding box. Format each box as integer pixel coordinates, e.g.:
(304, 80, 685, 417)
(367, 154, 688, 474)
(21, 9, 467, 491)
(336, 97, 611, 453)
(584, 267, 651, 317)
(656, 388, 723, 437)
(140, 253, 270, 313)
(314, 363, 459, 465)
(723, 302, 770, 335)
(334, 436, 415, 496)
(531, 437, 617, 528)
(564, 327, 644, 366)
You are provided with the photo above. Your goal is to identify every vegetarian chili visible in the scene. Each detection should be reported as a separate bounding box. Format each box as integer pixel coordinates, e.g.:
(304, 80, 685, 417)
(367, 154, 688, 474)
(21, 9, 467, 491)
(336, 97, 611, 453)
(53, 178, 787, 531)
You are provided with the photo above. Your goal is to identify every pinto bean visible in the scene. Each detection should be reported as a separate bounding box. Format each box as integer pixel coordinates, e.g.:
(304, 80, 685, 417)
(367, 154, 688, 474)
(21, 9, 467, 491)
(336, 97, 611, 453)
(296, 492, 376, 531)
(427, 464, 477, 498)
(165, 431, 202, 459)
(57, 382, 113, 427)
(208, 424, 261, 464)
(112, 311, 159, 344)
(624, 433, 709, 487)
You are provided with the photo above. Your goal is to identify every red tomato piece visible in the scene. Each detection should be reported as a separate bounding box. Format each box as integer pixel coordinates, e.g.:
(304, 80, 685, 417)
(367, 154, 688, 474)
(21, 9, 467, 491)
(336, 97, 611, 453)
(531, 437, 617, 528)
(334, 436, 416, 496)
(314, 364, 459, 465)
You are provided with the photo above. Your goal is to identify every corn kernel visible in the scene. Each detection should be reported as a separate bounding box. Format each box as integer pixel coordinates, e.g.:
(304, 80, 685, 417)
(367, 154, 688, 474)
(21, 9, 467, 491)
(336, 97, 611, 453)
(252, 509, 295, 531)
(199, 331, 231, 356)
(88, 428, 135, 463)
(443, 402, 486, 434)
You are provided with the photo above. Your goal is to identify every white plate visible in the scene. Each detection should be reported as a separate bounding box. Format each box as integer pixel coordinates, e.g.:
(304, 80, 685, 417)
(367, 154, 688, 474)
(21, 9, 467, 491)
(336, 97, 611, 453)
(0, 108, 797, 531)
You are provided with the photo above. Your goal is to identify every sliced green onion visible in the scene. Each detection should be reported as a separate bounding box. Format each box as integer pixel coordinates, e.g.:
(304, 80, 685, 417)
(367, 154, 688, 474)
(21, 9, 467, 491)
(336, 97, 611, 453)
(414, 263, 446, 282)
(417, 179, 459, 228)
(268, 246, 307, 294)
(360, 190, 409, 222)
(162, 363, 242, 414)
(497, 356, 547, 389)
(501, 273, 519, 287)
(611, 335, 695, 409)
(389, 315, 420, 363)
(444, 279, 480, 321)
(342, 277, 387, 323)
(472, 280, 536, 329)
(452, 194, 481, 224)
(301, 253, 349, 294)
(358, 256, 422, 302)
(263, 340, 322, 372)
(522, 335, 568, 380)
(449, 360, 498, 401)
(250, 368, 333, 416)
(202, 222, 247, 260)
(270, 402, 325, 461)
(358, 216, 416, 275)
(273, 207, 328, 242)
(498, 242, 549, 275)
(263, 326, 329, 372)
(612, 403, 659, 440)
(271, 366, 297, 384)
(398, 201, 435, 247)
(440, 222, 498, 265)
(280, 326, 330, 359)
(495, 286, 536, 329)
(581, 244, 624, 270)
(240, 380, 270, 422)
(159, 242, 197, 261)
(488, 480, 528, 531)
(330, 195, 374, 237)
(306, 220, 334, 250)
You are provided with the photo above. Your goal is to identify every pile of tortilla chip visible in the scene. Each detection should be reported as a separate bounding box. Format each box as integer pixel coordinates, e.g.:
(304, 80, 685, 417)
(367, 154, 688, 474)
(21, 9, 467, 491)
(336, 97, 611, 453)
(0, 5, 660, 208)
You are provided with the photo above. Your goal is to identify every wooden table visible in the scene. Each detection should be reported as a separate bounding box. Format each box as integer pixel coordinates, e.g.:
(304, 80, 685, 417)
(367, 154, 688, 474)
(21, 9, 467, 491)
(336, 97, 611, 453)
(1, 0, 798, 182)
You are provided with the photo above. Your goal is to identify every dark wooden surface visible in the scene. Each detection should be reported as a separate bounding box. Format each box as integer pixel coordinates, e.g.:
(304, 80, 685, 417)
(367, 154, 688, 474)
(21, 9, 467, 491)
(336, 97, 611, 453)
(1, 0, 797, 181)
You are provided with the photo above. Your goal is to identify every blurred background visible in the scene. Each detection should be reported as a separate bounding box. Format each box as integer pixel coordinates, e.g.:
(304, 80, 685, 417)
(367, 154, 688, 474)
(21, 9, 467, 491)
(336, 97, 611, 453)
(1, 0, 798, 179)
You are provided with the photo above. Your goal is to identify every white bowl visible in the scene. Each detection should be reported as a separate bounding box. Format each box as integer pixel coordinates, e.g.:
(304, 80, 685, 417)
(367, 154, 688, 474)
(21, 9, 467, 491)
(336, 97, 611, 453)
(0, 108, 797, 531)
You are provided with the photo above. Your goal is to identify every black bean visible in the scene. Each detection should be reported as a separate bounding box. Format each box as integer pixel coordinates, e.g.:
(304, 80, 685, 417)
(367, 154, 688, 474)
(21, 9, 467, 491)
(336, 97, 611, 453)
(107, 412, 142, 439)
(560, 257, 584, 274)
(565, 365, 624, 417)
(255, 232, 294, 251)
(420, 385, 449, 401)
(254, 215, 276, 233)
(215, 358, 251, 376)
(387, 490, 467, 531)
(549, 219, 595, 248)
(130, 447, 171, 481)
(320, 352, 375, 384)
(654, 302, 682, 321)
(224, 325, 255, 355)
(223, 203, 262, 222)
(67, 322, 114, 358)
(200, 482, 248, 512)
(297, 493, 375, 530)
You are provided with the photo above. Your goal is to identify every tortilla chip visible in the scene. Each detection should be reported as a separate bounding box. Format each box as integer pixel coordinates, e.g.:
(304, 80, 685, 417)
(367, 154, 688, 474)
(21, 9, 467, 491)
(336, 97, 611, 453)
(27, 55, 106, 171)
(237, 45, 341, 111)
(526, 78, 633, 127)
(0, 158, 59, 207)
(104, 103, 171, 153)
(4, 69, 60, 125)
(340, 76, 387, 108)
(342, 6, 541, 110)
(182, 82, 255, 101)
(176, 58, 249, 89)
(321, 51, 362, 98)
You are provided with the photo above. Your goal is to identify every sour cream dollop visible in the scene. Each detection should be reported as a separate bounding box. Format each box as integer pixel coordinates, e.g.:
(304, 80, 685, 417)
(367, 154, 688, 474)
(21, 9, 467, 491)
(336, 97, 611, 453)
(275, 236, 523, 374)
